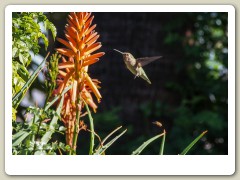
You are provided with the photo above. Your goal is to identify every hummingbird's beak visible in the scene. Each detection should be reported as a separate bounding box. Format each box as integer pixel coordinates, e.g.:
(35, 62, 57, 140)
(113, 49, 124, 54)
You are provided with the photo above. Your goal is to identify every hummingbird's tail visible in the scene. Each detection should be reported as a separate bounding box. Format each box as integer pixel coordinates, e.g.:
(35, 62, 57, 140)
(140, 74, 151, 84)
(146, 79, 151, 84)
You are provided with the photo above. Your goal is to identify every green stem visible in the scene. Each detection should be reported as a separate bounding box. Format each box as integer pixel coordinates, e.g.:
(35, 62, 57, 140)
(70, 78, 81, 155)
(32, 115, 38, 154)
(159, 130, 166, 155)
(71, 97, 81, 155)
(84, 101, 95, 155)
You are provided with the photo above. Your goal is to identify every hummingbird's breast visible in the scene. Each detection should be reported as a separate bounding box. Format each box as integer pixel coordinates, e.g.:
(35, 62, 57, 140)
(124, 55, 136, 66)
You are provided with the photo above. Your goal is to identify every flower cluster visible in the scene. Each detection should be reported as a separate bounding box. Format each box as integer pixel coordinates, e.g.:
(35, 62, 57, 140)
(54, 12, 104, 148)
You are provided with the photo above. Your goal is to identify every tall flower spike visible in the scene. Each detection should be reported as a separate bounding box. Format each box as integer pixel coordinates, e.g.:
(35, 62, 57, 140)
(54, 12, 105, 150)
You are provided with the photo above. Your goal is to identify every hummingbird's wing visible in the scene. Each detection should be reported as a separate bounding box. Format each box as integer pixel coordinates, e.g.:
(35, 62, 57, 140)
(137, 56, 162, 67)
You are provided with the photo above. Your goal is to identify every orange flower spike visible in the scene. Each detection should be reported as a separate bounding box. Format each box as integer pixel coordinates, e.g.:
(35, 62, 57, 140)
(55, 82, 64, 95)
(72, 13, 81, 31)
(65, 33, 77, 48)
(71, 80, 78, 104)
(84, 52, 105, 61)
(83, 65, 89, 72)
(85, 73, 102, 102)
(86, 34, 100, 47)
(92, 79, 101, 89)
(56, 69, 75, 94)
(65, 25, 75, 37)
(68, 41, 78, 54)
(84, 32, 98, 44)
(57, 38, 72, 50)
(69, 26, 78, 36)
(61, 57, 71, 73)
(76, 13, 83, 25)
(75, 31, 81, 46)
(58, 70, 67, 77)
(68, 85, 73, 102)
(86, 98, 97, 113)
(58, 61, 74, 70)
(85, 43, 102, 56)
(68, 14, 78, 28)
(82, 17, 94, 34)
(62, 56, 67, 62)
(85, 24, 97, 36)
(65, 26, 77, 40)
(65, 97, 71, 115)
(83, 58, 99, 67)
(56, 48, 75, 57)
(84, 42, 101, 53)
(77, 50, 81, 62)
(86, 79, 101, 90)
(84, 15, 94, 29)
(84, 12, 92, 22)
(81, 88, 97, 112)
(67, 19, 76, 30)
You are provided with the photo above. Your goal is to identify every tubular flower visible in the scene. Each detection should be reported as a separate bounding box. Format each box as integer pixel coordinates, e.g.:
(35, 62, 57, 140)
(53, 12, 104, 149)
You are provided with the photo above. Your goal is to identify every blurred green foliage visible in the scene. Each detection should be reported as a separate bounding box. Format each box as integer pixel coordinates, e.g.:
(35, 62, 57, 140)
(163, 12, 227, 154)
(91, 12, 228, 155)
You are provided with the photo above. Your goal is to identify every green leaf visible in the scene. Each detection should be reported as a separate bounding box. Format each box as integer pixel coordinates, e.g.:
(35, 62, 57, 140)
(12, 131, 30, 147)
(12, 13, 57, 110)
(59, 126, 66, 132)
(83, 101, 95, 155)
(41, 92, 65, 144)
(12, 52, 49, 109)
(94, 127, 127, 155)
(159, 130, 166, 155)
(12, 47, 18, 58)
(12, 107, 17, 121)
(44, 19, 57, 40)
(44, 85, 72, 111)
(132, 132, 165, 155)
(18, 53, 24, 64)
(17, 64, 29, 82)
(34, 151, 46, 155)
(180, 130, 208, 155)
(40, 33, 48, 50)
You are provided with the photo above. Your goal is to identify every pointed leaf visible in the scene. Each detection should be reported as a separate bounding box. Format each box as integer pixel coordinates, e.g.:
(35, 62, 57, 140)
(159, 130, 166, 155)
(12, 131, 30, 147)
(132, 132, 165, 155)
(84, 101, 95, 155)
(41, 94, 65, 144)
(94, 128, 127, 155)
(180, 130, 208, 155)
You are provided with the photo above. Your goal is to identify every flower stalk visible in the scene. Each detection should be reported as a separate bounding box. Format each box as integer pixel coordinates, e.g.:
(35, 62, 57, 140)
(54, 12, 104, 153)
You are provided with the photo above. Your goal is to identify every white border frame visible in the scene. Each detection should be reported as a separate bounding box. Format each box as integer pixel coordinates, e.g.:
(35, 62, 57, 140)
(5, 5, 235, 175)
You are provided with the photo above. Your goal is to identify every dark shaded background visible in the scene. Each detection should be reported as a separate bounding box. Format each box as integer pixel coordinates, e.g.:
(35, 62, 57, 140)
(22, 12, 228, 155)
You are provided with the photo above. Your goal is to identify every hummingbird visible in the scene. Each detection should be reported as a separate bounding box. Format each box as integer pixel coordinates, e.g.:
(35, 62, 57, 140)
(114, 49, 162, 84)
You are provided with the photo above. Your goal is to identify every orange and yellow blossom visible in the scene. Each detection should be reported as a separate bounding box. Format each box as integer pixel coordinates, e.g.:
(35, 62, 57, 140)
(53, 12, 104, 149)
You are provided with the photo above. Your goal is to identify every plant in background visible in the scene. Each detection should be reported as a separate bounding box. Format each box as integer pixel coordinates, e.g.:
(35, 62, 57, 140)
(12, 12, 56, 121)
(12, 53, 72, 155)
